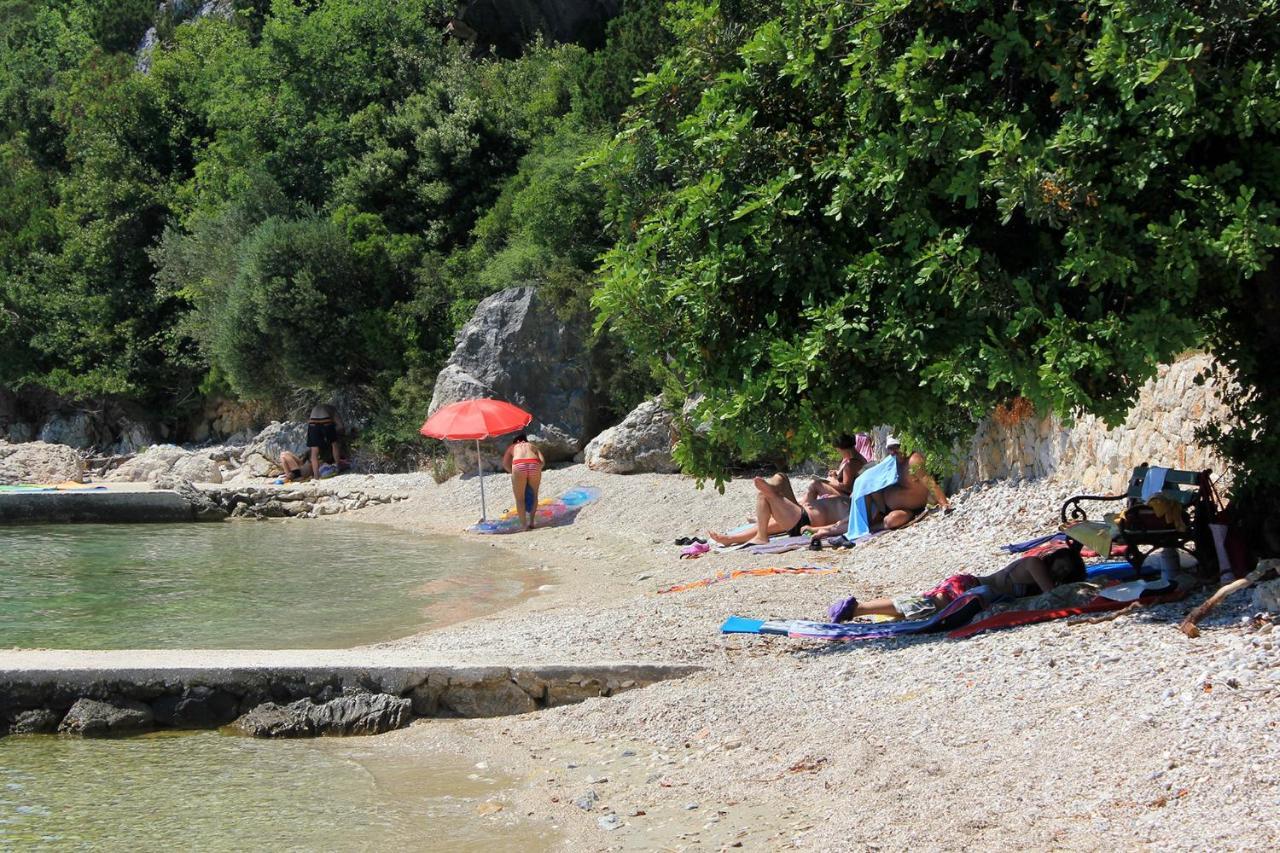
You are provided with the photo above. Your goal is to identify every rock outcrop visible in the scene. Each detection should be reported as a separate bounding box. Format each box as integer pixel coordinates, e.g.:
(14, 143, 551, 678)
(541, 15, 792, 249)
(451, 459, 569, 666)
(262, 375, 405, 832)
(236, 421, 307, 479)
(105, 444, 223, 484)
(230, 692, 412, 738)
(58, 697, 154, 736)
(951, 354, 1232, 493)
(584, 398, 678, 474)
(0, 440, 86, 485)
(429, 287, 591, 465)
(37, 412, 99, 449)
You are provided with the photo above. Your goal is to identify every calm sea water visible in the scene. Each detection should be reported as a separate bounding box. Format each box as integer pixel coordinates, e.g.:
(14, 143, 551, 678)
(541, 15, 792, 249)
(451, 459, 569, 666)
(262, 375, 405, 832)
(0, 520, 528, 648)
(0, 731, 555, 850)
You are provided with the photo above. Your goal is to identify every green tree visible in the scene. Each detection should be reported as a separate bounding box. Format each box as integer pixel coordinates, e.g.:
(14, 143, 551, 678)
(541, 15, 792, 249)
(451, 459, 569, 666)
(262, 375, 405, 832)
(594, 0, 1280, 488)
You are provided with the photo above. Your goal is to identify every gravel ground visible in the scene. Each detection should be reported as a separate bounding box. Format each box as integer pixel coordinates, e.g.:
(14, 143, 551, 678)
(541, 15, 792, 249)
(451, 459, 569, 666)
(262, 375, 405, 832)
(331, 464, 1278, 850)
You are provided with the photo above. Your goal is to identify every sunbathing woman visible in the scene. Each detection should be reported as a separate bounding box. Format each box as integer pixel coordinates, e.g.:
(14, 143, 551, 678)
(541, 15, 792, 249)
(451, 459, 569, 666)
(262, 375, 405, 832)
(502, 434, 545, 530)
(708, 474, 851, 547)
(803, 434, 866, 504)
(826, 545, 1087, 623)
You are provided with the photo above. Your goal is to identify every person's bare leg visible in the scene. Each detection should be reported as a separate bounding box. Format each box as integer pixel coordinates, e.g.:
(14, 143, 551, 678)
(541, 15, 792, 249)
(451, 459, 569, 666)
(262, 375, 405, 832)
(756, 473, 799, 504)
(806, 479, 840, 503)
(511, 469, 529, 529)
(849, 598, 903, 620)
(709, 492, 799, 546)
(882, 509, 916, 530)
(749, 490, 802, 544)
(526, 467, 542, 529)
(279, 451, 302, 481)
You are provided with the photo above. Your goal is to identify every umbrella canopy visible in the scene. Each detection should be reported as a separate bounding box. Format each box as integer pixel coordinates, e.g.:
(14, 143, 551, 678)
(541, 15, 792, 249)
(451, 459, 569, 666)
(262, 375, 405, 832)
(420, 398, 532, 440)
(419, 398, 533, 523)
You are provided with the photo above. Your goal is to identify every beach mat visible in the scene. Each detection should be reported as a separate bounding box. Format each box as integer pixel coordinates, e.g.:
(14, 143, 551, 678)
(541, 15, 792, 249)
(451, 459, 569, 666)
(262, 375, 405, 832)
(0, 483, 105, 493)
(660, 565, 836, 594)
(469, 485, 601, 534)
(721, 593, 985, 642)
(746, 535, 811, 554)
(947, 587, 1187, 639)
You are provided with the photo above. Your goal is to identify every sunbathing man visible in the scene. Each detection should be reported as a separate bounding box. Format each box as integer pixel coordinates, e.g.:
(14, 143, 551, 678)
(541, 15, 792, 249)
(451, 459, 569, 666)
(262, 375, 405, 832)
(809, 435, 950, 541)
(708, 474, 851, 547)
(826, 545, 1087, 623)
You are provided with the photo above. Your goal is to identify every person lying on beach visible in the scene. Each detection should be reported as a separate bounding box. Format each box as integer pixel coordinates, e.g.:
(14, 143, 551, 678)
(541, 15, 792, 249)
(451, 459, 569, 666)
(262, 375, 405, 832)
(808, 435, 950, 540)
(826, 545, 1088, 623)
(708, 474, 851, 547)
(803, 433, 867, 503)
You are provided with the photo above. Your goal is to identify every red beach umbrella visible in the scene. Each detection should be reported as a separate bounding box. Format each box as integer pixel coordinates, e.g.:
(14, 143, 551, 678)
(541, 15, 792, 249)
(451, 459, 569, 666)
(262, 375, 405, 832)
(420, 398, 533, 521)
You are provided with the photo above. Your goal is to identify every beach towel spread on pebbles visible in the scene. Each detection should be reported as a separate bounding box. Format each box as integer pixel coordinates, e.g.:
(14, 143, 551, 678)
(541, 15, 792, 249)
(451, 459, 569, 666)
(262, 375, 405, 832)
(722, 562, 1182, 642)
(468, 485, 601, 534)
(659, 565, 836, 594)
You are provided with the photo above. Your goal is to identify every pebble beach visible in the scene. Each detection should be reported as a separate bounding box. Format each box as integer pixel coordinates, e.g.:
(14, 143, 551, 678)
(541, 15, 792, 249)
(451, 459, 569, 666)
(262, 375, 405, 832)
(335, 464, 1280, 851)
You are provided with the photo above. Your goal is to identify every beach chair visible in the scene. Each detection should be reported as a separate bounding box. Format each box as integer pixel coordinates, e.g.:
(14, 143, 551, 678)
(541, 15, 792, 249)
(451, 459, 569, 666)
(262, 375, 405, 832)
(1060, 463, 1218, 573)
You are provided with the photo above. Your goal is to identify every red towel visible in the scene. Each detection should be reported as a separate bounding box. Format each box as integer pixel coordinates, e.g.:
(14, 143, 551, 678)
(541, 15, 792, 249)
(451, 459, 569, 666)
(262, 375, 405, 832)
(947, 589, 1187, 639)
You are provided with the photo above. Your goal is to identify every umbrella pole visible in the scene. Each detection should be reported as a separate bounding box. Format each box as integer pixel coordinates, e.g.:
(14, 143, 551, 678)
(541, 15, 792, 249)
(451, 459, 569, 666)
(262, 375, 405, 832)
(476, 438, 487, 521)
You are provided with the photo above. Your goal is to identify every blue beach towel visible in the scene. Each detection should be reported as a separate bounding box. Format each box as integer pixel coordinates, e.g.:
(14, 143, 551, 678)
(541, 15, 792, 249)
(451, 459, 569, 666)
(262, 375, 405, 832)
(846, 456, 900, 540)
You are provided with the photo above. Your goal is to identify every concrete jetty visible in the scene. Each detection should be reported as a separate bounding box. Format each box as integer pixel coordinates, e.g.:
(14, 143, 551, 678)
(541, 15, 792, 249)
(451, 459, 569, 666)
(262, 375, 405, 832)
(0, 650, 700, 735)
(0, 489, 199, 524)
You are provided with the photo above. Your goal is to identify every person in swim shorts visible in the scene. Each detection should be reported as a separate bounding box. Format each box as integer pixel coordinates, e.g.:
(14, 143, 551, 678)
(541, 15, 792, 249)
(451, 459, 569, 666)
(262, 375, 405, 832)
(278, 404, 346, 482)
(708, 473, 851, 547)
(825, 545, 1087, 623)
(502, 433, 545, 530)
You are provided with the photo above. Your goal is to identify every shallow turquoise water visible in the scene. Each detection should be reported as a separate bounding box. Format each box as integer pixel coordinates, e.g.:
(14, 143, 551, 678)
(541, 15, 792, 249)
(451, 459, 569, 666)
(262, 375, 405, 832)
(0, 521, 527, 648)
(0, 731, 554, 851)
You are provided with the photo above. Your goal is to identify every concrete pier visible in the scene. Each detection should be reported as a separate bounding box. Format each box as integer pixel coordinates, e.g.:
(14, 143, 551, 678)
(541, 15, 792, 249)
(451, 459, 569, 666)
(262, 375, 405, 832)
(0, 650, 700, 735)
(0, 490, 199, 524)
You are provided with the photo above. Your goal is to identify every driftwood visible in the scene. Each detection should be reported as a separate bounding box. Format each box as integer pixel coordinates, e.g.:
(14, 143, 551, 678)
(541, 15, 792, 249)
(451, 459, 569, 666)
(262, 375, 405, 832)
(1179, 559, 1279, 638)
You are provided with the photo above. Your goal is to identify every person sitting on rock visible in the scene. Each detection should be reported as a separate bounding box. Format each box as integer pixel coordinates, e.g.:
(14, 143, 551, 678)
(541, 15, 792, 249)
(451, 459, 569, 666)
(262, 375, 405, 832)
(804, 433, 867, 503)
(825, 545, 1088, 623)
(277, 405, 345, 483)
(708, 473, 851, 547)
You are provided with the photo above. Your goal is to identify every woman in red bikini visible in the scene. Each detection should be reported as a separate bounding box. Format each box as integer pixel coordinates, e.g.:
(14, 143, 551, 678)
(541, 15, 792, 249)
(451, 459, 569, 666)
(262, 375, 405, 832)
(502, 434, 545, 530)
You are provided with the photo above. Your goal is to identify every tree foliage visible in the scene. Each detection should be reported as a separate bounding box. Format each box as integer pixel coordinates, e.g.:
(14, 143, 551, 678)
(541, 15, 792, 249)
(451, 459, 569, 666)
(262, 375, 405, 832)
(595, 0, 1280, 486)
(1, 0, 665, 444)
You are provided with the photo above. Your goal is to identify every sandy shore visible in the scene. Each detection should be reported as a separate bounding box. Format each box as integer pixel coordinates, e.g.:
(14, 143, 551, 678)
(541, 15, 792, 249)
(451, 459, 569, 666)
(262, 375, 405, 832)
(327, 464, 1276, 851)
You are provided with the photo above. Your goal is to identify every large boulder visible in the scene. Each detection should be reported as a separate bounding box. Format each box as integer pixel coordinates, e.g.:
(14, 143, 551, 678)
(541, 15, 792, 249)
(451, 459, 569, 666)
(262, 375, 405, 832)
(58, 697, 154, 736)
(104, 445, 223, 484)
(584, 398, 678, 474)
(111, 418, 156, 456)
(429, 286, 590, 465)
(0, 440, 86, 484)
(37, 411, 99, 449)
(229, 692, 412, 738)
(238, 421, 307, 478)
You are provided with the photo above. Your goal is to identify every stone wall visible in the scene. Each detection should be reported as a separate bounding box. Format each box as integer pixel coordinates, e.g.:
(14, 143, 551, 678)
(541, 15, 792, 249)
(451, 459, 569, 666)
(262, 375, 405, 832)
(953, 354, 1231, 493)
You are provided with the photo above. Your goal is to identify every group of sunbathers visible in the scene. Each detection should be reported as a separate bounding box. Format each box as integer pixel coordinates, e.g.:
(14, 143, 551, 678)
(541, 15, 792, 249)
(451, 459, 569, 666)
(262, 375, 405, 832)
(708, 434, 951, 549)
(707, 433, 1093, 626)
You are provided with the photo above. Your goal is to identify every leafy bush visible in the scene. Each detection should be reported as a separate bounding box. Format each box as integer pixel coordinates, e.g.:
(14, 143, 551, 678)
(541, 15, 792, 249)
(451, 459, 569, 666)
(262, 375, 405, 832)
(595, 0, 1280, 485)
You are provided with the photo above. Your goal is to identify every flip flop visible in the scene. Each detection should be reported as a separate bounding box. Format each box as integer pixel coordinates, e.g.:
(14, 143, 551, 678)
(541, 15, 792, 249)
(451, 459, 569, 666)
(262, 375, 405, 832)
(679, 542, 711, 559)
